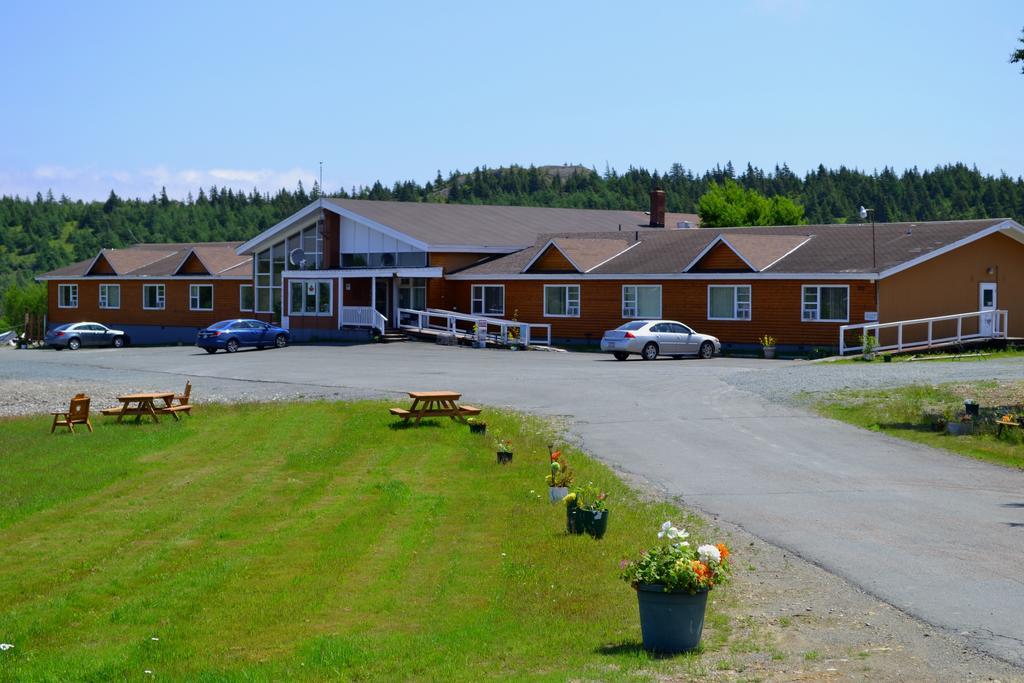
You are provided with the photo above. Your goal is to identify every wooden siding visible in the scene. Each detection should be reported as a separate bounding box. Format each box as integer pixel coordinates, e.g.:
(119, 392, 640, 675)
(324, 211, 340, 268)
(89, 254, 116, 275)
(178, 253, 209, 274)
(690, 242, 751, 272)
(427, 252, 496, 310)
(527, 245, 577, 273)
(343, 277, 372, 307)
(47, 279, 247, 328)
(446, 279, 875, 346)
(878, 231, 1024, 340)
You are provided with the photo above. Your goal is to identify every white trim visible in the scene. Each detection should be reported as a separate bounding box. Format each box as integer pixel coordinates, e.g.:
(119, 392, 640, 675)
(586, 240, 642, 273)
(447, 271, 878, 281)
(216, 259, 251, 274)
(173, 248, 207, 275)
(142, 283, 166, 310)
(57, 283, 78, 308)
(282, 267, 443, 279)
(239, 284, 254, 312)
(682, 235, 757, 272)
(621, 284, 662, 319)
(760, 236, 814, 271)
(98, 283, 120, 310)
(543, 284, 581, 318)
(801, 284, 850, 323)
(707, 284, 752, 321)
(287, 278, 334, 317)
(521, 240, 583, 273)
(425, 244, 525, 254)
(471, 284, 505, 316)
(83, 251, 109, 276)
(36, 275, 250, 281)
(189, 283, 214, 311)
(878, 220, 1024, 279)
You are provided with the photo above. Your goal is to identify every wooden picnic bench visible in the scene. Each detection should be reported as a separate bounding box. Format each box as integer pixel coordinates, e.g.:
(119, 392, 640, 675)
(996, 415, 1021, 437)
(103, 392, 175, 424)
(389, 391, 481, 424)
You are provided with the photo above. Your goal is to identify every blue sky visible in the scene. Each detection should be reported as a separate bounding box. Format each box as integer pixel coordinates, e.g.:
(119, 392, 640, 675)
(1, 0, 1022, 200)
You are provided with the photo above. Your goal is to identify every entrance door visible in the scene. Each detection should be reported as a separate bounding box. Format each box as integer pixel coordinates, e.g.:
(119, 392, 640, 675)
(979, 283, 997, 336)
(375, 279, 391, 325)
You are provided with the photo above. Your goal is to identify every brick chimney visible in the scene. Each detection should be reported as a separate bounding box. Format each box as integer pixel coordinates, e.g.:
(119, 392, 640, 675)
(649, 189, 666, 227)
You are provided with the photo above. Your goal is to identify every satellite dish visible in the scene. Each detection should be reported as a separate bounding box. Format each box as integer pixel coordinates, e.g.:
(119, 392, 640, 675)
(289, 247, 307, 267)
(858, 206, 869, 220)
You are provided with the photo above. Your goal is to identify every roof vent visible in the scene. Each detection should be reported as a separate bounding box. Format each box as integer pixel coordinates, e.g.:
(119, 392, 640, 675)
(676, 220, 695, 230)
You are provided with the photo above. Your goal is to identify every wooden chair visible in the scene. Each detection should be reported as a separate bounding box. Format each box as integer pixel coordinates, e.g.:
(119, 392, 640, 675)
(51, 394, 93, 434)
(173, 380, 192, 407)
(164, 380, 192, 418)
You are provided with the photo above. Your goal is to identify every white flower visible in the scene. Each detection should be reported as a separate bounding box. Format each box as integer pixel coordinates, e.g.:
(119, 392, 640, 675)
(698, 544, 721, 564)
(0, 643, 13, 651)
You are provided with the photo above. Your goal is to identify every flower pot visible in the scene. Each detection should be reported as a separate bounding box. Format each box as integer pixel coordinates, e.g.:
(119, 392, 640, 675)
(964, 400, 980, 417)
(496, 450, 512, 464)
(469, 422, 487, 434)
(565, 505, 586, 534)
(581, 508, 609, 539)
(549, 486, 568, 503)
(763, 346, 776, 359)
(634, 584, 709, 653)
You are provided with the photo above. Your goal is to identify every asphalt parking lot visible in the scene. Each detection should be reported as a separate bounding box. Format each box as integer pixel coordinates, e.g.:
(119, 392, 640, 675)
(3, 342, 1024, 667)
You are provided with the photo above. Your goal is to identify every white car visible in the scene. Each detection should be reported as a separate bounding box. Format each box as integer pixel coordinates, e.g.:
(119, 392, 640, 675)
(600, 320, 721, 361)
(45, 322, 128, 350)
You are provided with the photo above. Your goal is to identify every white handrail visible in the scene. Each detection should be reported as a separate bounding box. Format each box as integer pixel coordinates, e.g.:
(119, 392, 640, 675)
(839, 309, 1007, 355)
(341, 306, 388, 333)
(397, 308, 551, 346)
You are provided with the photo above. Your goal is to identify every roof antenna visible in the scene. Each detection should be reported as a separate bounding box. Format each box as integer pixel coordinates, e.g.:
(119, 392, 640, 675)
(618, 223, 621, 231)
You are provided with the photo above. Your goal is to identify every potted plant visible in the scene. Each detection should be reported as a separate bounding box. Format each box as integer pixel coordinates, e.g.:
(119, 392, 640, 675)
(859, 333, 878, 361)
(563, 481, 610, 538)
(545, 446, 574, 503)
(468, 417, 487, 435)
(620, 521, 731, 653)
(496, 438, 513, 464)
(759, 334, 777, 359)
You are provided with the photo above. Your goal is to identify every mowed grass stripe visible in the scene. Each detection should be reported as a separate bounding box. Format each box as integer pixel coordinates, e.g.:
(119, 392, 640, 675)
(0, 401, 724, 681)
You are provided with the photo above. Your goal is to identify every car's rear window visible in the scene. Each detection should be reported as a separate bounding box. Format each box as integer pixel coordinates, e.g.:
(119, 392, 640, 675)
(208, 321, 235, 330)
(53, 323, 72, 331)
(617, 322, 648, 331)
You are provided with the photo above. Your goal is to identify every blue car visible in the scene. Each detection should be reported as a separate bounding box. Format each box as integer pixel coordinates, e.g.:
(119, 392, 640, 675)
(196, 319, 290, 354)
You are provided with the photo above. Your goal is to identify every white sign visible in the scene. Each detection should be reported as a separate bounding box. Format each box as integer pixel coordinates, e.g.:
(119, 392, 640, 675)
(864, 311, 878, 322)
(306, 282, 316, 295)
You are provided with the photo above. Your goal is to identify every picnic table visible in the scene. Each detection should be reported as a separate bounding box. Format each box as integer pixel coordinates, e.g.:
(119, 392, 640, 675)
(389, 391, 481, 424)
(103, 392, 176, 423)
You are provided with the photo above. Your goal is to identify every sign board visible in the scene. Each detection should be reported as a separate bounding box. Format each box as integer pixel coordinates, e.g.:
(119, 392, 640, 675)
(864, 311, 878, 322)
(307, 282, 316, 295)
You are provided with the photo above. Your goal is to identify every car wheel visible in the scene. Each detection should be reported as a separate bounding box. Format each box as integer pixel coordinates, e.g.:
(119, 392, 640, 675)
(613, 351, 629, 361)
(112, 336, 125, 348)
(204, 347, 217, 354)
(699, 341, 715, 359)
(641, 342, 659, 361)
(275, 334, 288, 348)
(68, 337, 81, 350)
(225, 339, 240, 353)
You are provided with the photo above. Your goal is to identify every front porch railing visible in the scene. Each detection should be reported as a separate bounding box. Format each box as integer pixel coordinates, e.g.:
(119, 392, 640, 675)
(341, 306, 388, 333)
(839, 309, 1007, 355)
(396, 308, 551, 346)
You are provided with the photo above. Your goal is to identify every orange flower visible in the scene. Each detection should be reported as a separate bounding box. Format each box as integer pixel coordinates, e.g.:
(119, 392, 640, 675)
(690, 560, 711, 581)
(716, 543, 730, 561)
(550, 450, 562, 461)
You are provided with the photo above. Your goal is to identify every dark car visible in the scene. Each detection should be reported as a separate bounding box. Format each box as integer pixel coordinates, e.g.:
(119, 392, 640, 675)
(196, 319, 290, 354)
(45, 322, 128, 350)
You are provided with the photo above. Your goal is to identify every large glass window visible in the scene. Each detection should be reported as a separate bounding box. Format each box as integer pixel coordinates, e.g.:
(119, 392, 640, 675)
(622, 285, 661, 318)
(708, 285, 751, 320)
(289, 279, 332, 316)
(398, 278, 426, 311)
(189, 284, 214, 311)
(341, 251, 427, 268)
(301, 225, 323, 269)
(239, 284, 254, 312)
(99, 284, 120, 309)
(58, 284, 78, 308)
(255, 250, 271, 312)
(143, 284, 165, 310)
(802, 285, 849, 322)
(544, 285, 580, 317)
(471, 285, 504, 316)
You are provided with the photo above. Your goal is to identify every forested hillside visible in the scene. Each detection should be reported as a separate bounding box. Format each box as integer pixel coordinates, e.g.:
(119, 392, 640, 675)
(2, 162, 1023, 312)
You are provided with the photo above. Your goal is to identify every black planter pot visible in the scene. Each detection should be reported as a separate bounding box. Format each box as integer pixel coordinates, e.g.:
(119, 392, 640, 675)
(581, 508, 609, 539)
(964, 401, 980, 416)
(565, 505, 586, 534)
(634, 584, 709, 653)
(496, 450, 512, 464)
(469, 422, 487, 434)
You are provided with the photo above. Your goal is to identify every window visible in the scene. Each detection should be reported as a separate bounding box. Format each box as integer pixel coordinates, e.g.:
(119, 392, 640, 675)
(57, 284, 78, 308)
(341, 251, 427, 268)
(544, 285, 580, 317)
(472, 285, 505, 316)
(239, 284, 254, 312)
(98, 284, 120, 309)
(708, 285, 751, 320)
(289, 279, 332, 316)
(255, 249, 272, 312)
(398, 278, 426, 311)
(143, 284, 165, 310)
(802, 285, 849, 322)
(622, 285, 661, 318)
(189, 284, 213, 311)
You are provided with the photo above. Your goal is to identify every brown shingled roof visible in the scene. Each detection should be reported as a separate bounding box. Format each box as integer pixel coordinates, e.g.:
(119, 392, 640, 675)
(706, 234, 812, 271)
(38, 242, 249, 279)
(532, 238, 634, 273)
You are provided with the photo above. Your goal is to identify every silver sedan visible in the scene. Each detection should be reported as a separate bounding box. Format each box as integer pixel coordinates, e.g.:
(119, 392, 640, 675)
(600, 320, 721, 361)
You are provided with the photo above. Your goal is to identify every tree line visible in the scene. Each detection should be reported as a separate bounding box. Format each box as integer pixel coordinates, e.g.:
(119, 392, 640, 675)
(2, 161, 1023, 327)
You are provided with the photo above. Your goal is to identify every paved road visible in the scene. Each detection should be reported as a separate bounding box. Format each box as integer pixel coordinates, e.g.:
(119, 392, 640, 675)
(3, 344, 1023, 667)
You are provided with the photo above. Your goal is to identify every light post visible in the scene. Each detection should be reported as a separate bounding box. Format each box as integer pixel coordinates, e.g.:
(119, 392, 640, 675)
(858, 205, 876, 270)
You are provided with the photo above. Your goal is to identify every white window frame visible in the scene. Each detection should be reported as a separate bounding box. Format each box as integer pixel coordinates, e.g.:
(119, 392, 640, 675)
(142, 284, 166, 311)
(98, 284, 120, 309)
(707, 285, 752, 321)
(543, 284, 580, 318)
(621, 285, 662, 319)
(801, 284, 849, 323)
(471, 284, 505, 316)
(289, 279, 333, 317)
(58, 284, 78, 309)
(239, 284, 254, 312)
(189, 284, 214, 311)
(255, 249, 273, 313)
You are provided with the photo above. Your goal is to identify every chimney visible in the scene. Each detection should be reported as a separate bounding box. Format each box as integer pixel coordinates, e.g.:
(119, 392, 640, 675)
(649, 189, 666, 227)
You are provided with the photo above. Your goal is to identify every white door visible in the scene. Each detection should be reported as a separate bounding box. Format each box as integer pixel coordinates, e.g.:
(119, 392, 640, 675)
(979, 283, 997, 336)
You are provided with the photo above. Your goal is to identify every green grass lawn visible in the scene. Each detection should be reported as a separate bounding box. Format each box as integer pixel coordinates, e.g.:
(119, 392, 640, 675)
(825, 345, 1024, 365)
(814, 381, 1024, 469)
(0, 402, 729, 681)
